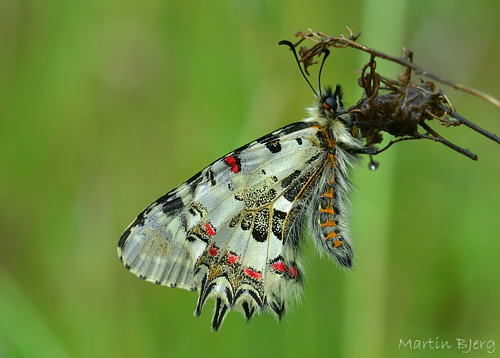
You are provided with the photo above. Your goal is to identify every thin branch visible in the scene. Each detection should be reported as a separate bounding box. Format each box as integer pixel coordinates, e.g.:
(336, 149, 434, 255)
(295, 28, 500, 109)
(281, 28, 500, 161)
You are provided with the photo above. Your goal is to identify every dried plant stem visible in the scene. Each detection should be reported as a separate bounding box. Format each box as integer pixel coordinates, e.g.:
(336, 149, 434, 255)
(295, 28, 500, 109)
(285, 27, 500, 160)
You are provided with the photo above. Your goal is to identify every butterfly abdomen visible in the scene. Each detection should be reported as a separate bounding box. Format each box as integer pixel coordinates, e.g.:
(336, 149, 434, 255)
(307, 118, 361, 269)
(314, 164, 354, 268)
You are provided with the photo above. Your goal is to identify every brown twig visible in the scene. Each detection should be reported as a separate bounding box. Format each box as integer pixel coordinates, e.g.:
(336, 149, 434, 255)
(283, 28, 500, 161)
(295, 28, 500, 109)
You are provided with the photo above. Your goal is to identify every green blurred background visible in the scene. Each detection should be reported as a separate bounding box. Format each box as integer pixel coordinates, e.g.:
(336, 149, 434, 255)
(1, 0, 500, 357)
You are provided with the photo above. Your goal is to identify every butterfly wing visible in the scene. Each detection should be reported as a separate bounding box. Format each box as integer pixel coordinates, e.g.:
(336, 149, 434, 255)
(118, 121, 330, 330)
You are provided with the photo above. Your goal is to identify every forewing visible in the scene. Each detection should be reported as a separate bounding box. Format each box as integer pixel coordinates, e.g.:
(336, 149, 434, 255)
(118, 121, 328, 329)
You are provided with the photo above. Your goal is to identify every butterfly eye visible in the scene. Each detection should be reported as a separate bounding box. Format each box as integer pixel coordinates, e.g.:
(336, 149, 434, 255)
(323, 97, 337, 112)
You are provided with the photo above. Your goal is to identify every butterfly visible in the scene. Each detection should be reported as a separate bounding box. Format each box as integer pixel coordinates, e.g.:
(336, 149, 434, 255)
(118, 42, 375, 331)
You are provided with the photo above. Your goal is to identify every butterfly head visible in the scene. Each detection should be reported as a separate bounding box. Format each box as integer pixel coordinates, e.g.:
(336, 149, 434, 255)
(316, 84, 359, 140)
(319, 84, 344, 115)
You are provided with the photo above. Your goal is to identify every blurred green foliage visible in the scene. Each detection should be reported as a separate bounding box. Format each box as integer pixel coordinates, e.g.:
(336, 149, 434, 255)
(1, 0, 500, 357)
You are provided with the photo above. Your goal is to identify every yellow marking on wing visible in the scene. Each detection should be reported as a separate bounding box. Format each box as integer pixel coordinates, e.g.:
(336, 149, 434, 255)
(208, 263, 223, 282)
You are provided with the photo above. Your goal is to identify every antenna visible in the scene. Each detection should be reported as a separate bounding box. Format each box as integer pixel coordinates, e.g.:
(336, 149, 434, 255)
(279, 40, 317, 96)
(318, 48, 330, 98)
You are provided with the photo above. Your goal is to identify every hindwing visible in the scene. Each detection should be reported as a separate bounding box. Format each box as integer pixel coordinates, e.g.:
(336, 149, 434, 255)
(118, 121, 343, 330)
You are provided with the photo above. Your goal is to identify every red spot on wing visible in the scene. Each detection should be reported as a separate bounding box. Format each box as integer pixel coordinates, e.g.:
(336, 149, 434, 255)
(288, 266, 298, 278)
(209, 243, 218, 256)
(272, 261, 286, 273)
(244, 267, 262, 280)
(204, 222, 216, 236)
(224, 155, 239, 173)
(227, 252, 240, 265)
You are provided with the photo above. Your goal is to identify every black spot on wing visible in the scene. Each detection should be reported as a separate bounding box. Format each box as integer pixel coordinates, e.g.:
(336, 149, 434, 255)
(259, 133, 282, 153)
(252, 208, 270, 242)
(241, 212, 253, 231)
(229, 213, 241, 228)
(142, 204, 155, 217)
(269, 294, 285, 320)
(234, 287, 264, 308)
(185, 171, 203, 193)
(129, 211, 146, 231)
(283, 176, 306, 203)
(271, 209, 287, 240)
(160, 195, 184, 214)
(244, 187, 276, 208)
(180, 213, 188, 231)
(206, 168, 216, 186)
(259, 188, 277, 206)
(212, 298, 229, 331)
(249, 121, 315, 154)
(188, 206, 198, 217)
(281, 170, 301, 189)
(295, 137, 303, 145)
(242, 301, 255, 321)
(282, 166, 322, 204)
(118, 226, 134, 249)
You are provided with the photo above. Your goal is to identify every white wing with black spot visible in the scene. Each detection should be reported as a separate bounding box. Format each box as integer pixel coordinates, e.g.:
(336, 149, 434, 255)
(119, 87, 362, 331)
(119, 121, 336, 329)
